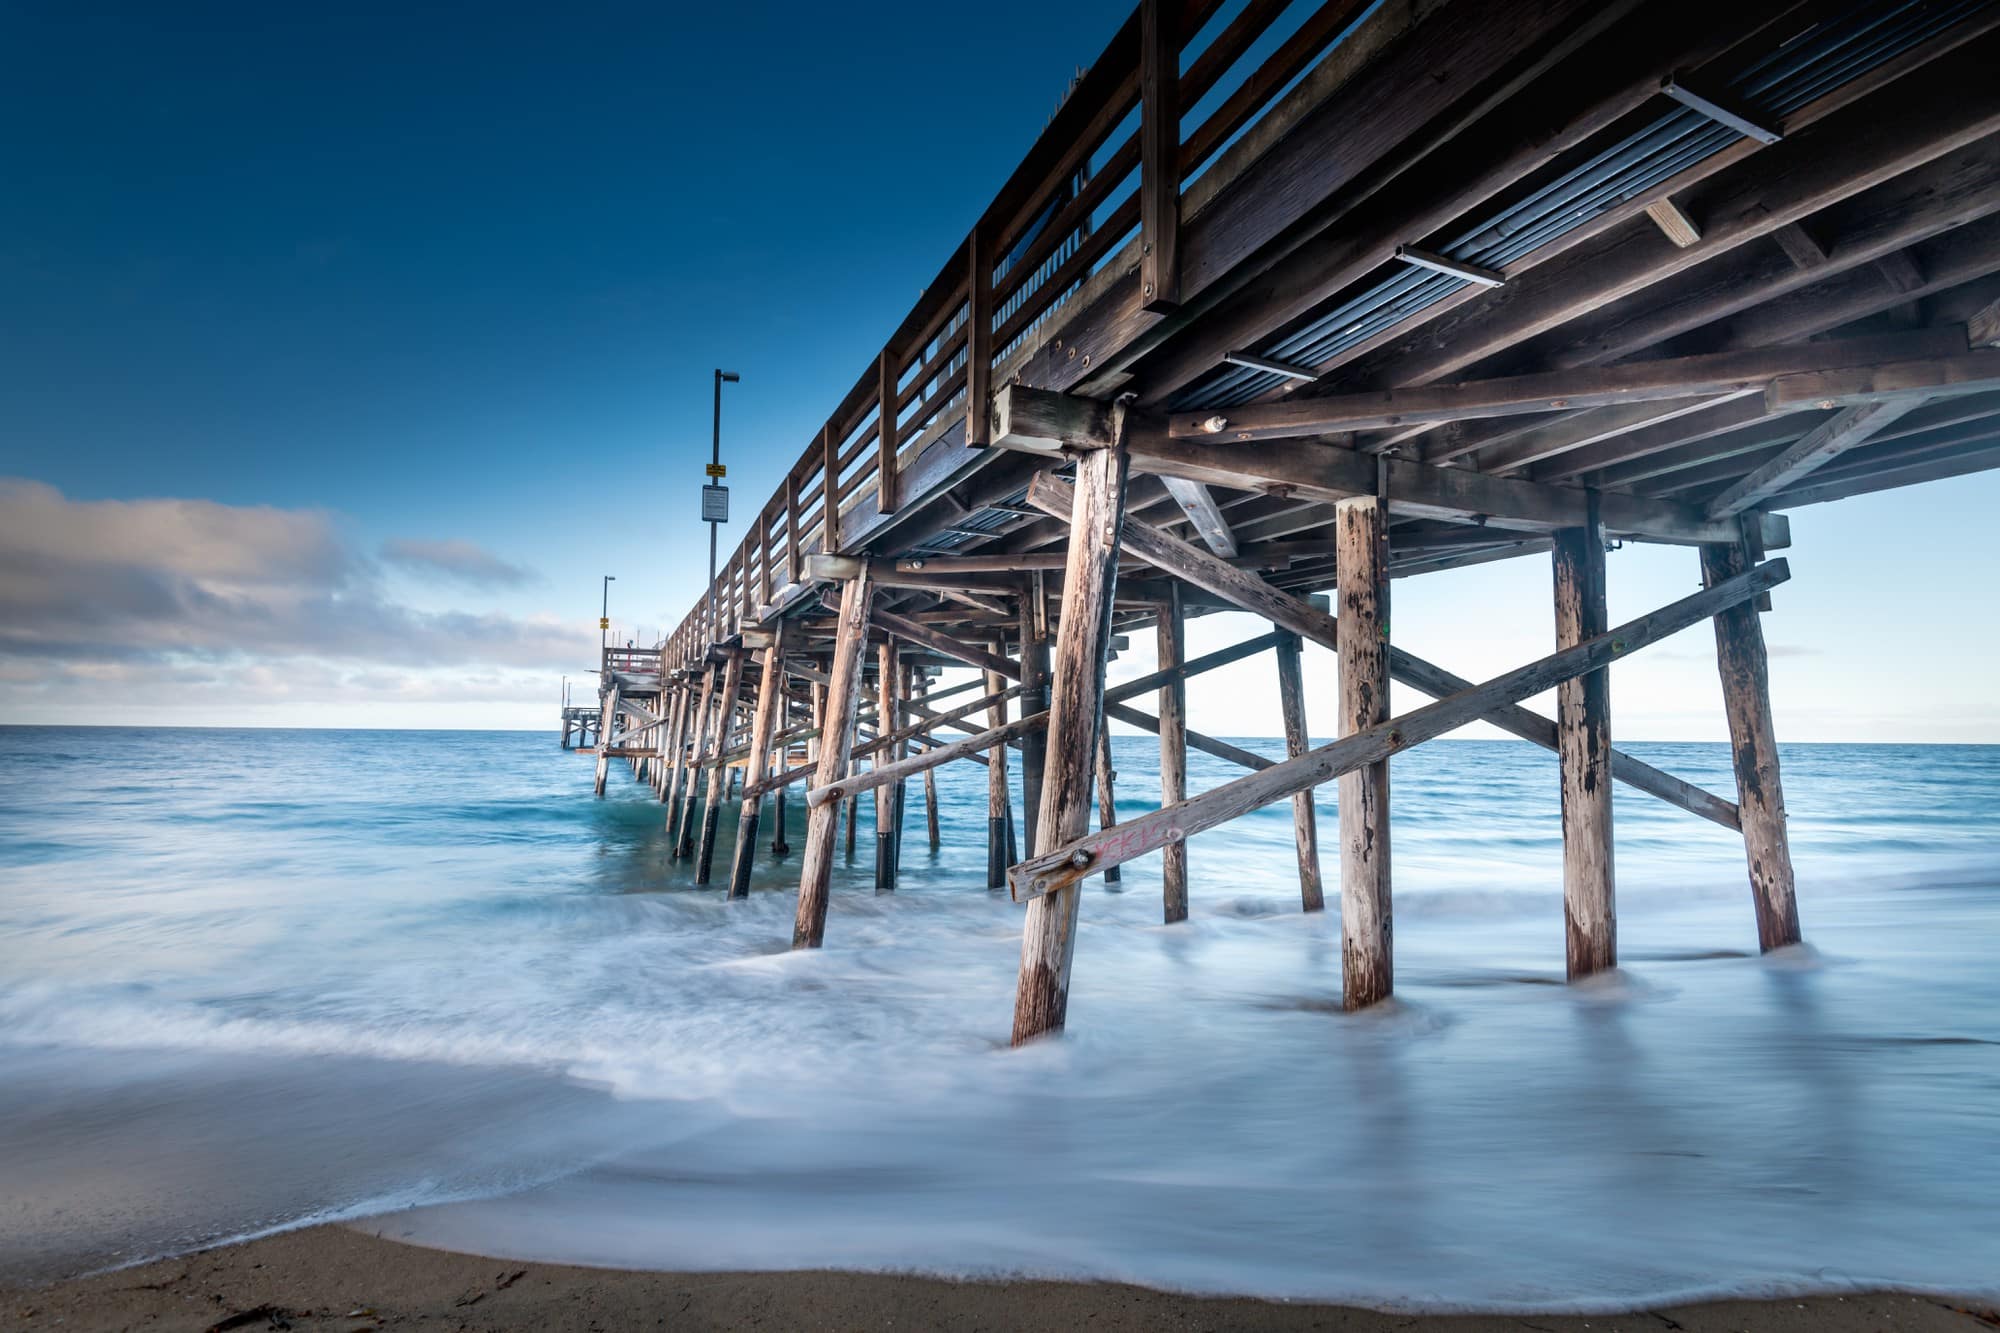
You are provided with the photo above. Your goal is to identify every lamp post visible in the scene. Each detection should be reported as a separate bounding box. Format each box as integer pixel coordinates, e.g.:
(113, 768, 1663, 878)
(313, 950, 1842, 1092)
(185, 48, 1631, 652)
(601, 574, 616, 658)
(706, 369, 740, 639)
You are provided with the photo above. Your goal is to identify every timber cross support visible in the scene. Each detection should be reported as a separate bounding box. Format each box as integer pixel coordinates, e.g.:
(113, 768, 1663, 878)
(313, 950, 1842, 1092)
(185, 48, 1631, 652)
(695, 648, 746, 885)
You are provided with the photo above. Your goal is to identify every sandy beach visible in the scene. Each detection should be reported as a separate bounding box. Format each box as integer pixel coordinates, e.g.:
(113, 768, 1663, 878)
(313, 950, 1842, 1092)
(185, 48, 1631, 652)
(5, 1226, 1996, 1333)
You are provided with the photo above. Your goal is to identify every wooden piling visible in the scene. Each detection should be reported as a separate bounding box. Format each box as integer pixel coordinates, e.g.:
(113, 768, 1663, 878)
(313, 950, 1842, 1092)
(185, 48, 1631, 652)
(1700, 533, 1802, 951)
(985, 637, 1012, 888)
(695, 649, 746, 885)
(1156, 587, 1188, 922)
(875, 639, 900, 892)
(1335, 496, 1392, 1010)
(674, 664, 718, 858)
(794, 571, 876, 948)
(1017, 575, 1050, 852)
(918, 674, 941, 853)
(1094, 724, 1121, 886)
(1012, 440, 1128, 1045)
(593, 682, 620, 798)
(728, 624, 789, 899)
(1554, 517, 1616, 978)
(1274, 631, 1325, 913)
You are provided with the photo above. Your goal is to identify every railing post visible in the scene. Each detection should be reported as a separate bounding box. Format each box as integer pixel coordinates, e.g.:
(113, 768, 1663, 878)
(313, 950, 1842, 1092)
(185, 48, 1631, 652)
(1139, 0, 1181, 312)
(821, 424, 842, 554)
(877, 348, 900, 515)
(785, 471, 802, 585)
(966, 228, 993, 446)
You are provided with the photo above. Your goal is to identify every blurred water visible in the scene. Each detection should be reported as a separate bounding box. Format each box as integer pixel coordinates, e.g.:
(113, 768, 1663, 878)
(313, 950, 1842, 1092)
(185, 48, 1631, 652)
(1, 725, 1996, 1308)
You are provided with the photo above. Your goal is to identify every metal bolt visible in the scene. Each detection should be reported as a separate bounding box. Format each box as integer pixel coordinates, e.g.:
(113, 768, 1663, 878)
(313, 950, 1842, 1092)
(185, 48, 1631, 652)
(1069, 849, 1091, 867)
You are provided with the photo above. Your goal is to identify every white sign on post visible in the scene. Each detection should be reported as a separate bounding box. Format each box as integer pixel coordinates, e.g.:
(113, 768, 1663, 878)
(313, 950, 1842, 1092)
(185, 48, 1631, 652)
(701, 484, 729, 523)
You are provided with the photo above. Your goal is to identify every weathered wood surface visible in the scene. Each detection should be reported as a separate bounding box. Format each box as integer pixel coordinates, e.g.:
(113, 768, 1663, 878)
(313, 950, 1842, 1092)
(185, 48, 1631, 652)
(1013, 439, 1129, 1045)
(793, 574, 875, 949)
(1553, 518, 1615, 979)
(1017, 575, 1050, 852)
(1705, 400, 1920, 517)
(1701, 536, 1802, 952)
(1273, 630, 1324, 913)
(1005, 558, 1791, 899)
(593, 682, 620, 798)
(1336, 496, 1392, 1009)
(1156, 586, 1189, 923)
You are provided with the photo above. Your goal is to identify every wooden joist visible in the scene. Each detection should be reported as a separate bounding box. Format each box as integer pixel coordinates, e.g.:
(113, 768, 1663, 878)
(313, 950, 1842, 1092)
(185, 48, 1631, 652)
(1007, 557, 1791, 899)
(1705, 400, 1920, 517)
(1164, 330, 1967, 441)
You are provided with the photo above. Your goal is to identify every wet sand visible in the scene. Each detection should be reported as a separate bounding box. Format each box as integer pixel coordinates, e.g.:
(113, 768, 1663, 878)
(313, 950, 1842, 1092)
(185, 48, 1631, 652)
(6, 1225, 1996, 1332)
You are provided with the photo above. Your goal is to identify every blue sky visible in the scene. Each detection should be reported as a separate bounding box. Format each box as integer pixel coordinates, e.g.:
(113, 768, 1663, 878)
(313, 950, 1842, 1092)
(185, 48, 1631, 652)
(3, 2, 1997, 738)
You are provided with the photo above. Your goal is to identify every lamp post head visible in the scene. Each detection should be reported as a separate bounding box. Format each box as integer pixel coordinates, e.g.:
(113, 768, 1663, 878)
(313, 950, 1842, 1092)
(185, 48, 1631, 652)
(717, 369, 740, 383)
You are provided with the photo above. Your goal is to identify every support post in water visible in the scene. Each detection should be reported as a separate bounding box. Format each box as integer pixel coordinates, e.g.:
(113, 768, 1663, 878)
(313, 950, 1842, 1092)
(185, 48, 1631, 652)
(728, 623, 789, 899)
(1094, 721, 1122, 886)
(593, 680, 620, 798)
(1017, 575, 1050, 852)
(1701, 526, 1802, 951)
(695, 648, 745, 885)
(1554, 507, 1615, 978)
(986, 637, 1013, 888)
(875, 638, 900, 892)
(1013, 434, 1129, 1045)
(793, 571, 875, 948)
(674, 663, 718, 858)
(1274, 630, 1325, 913)
(1156, 587, 1189, 922)
(1336, 495, 1392, 1009)
(919, 674, 941, 853)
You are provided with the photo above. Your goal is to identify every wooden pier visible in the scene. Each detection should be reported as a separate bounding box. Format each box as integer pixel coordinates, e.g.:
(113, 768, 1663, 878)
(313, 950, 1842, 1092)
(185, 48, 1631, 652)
(576, 0, 2000, 1043)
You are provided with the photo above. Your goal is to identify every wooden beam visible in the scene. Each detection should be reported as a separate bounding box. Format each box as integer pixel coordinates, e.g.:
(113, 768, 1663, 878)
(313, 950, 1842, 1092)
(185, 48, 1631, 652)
(1553, 513, 1614, 979)
(1705, 400, 1920, 517)
(1000, 383, 1792, 545)
(869, 606, 1019, 680)
(1700, 536, 1801, 951)
(792, 574, 875, 949)
(990, 385, 1119, 455)
(986, 637, 1013, 888)
(875, 638, 901, 891)
(1763, 349, 2000, 411)
(1138, 0, 1180, 311)
(1169, 331, 1968, 440)
(1027, 471, 1744, 831)
(1335, 495, 1391, 1008)
(1971, 295, 2000, 348)
(1644, 197, 1701, 248)
(1160, 476, 1239, 556)
(1006, 558, 1790, 899)
(1014, 439, 1130, 1045)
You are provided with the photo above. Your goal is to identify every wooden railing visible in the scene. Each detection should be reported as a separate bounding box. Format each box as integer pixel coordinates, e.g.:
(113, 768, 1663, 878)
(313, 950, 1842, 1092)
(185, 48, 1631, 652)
(659, 0, 1371, 672)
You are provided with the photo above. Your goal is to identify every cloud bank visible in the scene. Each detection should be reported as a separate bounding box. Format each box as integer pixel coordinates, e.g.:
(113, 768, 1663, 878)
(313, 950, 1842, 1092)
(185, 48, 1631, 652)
(0, 479, 590, 723)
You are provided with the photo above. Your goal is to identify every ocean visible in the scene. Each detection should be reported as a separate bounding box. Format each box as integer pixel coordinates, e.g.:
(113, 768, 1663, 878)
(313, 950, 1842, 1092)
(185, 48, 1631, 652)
(1, 725, 1996, 1310)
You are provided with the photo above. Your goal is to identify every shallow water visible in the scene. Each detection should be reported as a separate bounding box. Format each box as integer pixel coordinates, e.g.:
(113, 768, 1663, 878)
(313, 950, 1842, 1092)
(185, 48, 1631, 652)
(1, 726, 1997, 1308)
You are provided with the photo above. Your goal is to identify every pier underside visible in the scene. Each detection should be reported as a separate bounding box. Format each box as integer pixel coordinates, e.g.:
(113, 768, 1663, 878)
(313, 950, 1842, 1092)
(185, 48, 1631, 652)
(584, 0, 2000, 1041)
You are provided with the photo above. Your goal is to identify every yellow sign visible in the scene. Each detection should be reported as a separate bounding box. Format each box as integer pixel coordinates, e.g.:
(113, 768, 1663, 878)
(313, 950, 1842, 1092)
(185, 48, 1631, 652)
(598, 617, 610, 630)
(705, 462, 727, 478)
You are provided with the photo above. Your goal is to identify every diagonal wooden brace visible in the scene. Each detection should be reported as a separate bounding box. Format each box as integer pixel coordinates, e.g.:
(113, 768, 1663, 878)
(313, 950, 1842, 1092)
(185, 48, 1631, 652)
(1009, 558, 1789, 899)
